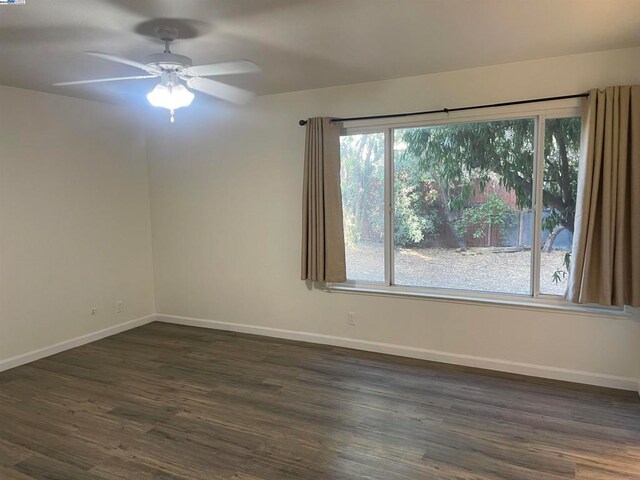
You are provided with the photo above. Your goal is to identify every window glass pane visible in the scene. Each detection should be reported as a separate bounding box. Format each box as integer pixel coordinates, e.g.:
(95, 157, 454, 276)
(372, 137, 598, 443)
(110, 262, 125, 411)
(340, 133, 385, 282)
(539, 117, 581, 295)
(393, 119, 534, 294)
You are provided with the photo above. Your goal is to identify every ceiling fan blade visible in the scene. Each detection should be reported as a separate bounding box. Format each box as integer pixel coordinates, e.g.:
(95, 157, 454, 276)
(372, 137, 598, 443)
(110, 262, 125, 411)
(85, 51, 160, 74)
(54, 75, 158, 86)
(187, 77, 256, 104)
(186, 60, 261, 77)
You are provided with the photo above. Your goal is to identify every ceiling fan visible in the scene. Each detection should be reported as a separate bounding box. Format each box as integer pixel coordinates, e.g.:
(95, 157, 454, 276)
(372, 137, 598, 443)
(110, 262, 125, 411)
(54, 26, 261, 122)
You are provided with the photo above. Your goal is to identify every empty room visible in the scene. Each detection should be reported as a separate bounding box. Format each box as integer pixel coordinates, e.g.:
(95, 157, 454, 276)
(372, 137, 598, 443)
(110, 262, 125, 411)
(1, 1, 639, 479)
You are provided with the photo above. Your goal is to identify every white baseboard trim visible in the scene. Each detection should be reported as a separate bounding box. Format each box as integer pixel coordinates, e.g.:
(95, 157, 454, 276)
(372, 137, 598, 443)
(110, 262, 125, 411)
(0, 314, 156, 373)
(157, 314, 639, 392)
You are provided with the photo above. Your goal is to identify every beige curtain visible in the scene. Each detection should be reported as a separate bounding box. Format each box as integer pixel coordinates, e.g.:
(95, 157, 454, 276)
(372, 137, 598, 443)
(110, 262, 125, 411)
(567, 85, 640, 307)
(301, 117, 346, 283)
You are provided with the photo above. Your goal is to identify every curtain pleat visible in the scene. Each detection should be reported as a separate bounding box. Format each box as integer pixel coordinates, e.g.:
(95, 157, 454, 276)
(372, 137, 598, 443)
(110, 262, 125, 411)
(301, 117, 346, 283)
(567, 85, 640, 307)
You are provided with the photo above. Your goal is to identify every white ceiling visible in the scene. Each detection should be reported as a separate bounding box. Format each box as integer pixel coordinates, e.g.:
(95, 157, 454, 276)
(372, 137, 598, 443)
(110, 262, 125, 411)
(1, 0, 639, 105)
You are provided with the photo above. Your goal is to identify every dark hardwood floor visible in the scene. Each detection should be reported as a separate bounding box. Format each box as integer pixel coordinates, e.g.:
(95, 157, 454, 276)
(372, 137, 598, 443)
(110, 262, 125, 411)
(0, 322, 638, 480)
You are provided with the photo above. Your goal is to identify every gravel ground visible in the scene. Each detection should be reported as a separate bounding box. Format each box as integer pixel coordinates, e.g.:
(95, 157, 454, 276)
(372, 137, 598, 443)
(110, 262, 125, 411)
(345, 244, 569, 296)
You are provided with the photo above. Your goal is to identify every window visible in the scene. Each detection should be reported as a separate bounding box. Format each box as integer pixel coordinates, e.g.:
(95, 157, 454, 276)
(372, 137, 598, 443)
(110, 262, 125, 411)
(340, 133, 385, 282)
(339, 107, 582, 302)
(539, 117, 581, 295)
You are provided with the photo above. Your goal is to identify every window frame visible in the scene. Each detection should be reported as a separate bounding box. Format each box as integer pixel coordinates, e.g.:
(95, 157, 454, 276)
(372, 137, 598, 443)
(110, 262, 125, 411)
(331, 99, 625, 314)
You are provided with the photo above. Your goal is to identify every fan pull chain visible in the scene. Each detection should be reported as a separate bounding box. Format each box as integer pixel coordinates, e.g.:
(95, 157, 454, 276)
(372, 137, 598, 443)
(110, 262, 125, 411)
(170, 109, 175, 123)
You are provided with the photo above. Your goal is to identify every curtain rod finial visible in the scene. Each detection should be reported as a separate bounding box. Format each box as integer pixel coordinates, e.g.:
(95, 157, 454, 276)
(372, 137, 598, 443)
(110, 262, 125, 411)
(299, 119, 307, 126)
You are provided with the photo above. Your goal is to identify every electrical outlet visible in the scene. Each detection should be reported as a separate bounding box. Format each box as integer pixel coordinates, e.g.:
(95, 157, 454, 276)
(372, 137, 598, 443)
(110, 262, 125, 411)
(347, 312, 356, 326)
(115, 301, 124, 314)
(90, 307, 98, 316)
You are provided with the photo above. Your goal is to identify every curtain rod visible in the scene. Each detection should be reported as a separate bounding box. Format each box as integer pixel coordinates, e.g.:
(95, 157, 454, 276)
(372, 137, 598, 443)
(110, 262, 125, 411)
(297, 93, 589, 126)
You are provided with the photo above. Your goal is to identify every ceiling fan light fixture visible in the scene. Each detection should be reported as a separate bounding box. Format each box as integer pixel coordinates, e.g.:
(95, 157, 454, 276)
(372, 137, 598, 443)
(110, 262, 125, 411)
(53, 26, 261, 119)
(146, 75, 194, 123)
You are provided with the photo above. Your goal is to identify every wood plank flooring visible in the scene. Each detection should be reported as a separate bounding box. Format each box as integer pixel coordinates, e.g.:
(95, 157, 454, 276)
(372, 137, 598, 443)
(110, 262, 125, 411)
(0, 322, 638, 479)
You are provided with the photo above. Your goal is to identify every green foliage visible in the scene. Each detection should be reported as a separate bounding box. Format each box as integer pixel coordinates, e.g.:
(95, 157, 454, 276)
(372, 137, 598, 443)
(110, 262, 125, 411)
(393, 140, 440, 247)
(552, 251, 572, 285)
(399, 120, 534, 248)
(454, 193, 518, 244)
(399, 117, 581, 243)
(340, 134, 385, 247)
(394, 182, 440, 246)
(402, 120, 535, 207)
(341, 132, 443, 249)
(543, 118, 581, 233)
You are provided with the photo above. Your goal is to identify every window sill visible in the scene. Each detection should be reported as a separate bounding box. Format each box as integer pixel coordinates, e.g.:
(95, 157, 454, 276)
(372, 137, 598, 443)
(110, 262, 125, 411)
(324, 283, 632, 319)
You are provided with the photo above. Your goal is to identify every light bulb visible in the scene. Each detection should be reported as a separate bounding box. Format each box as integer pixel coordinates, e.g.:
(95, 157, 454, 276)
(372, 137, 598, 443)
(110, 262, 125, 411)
(146, 79, 195, 119)
(146, 83, 169, 108)
(170, 84, 195, 109)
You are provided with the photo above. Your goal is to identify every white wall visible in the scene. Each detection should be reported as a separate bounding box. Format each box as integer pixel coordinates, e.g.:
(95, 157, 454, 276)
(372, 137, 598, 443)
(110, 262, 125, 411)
(146, 47, 640, 389)
(0, 86, 156, 363)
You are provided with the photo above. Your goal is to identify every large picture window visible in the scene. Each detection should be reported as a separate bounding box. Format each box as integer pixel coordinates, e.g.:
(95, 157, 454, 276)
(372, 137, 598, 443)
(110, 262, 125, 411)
(339, 107, 582, 302)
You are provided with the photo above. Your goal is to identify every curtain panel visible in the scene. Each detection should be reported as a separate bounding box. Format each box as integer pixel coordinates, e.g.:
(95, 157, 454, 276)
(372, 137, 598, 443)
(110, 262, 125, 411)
(301, 117, 346, 283)
(567, 85, 640, 307)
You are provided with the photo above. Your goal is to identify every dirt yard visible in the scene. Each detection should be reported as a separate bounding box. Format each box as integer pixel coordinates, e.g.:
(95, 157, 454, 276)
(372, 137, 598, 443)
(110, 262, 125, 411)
(345, 243, 568, 296)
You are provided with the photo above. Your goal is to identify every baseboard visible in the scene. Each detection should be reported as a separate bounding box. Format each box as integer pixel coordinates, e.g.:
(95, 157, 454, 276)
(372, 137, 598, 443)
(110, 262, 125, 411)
(0, 314, 156, 373)
(157, 314, 639, 392)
